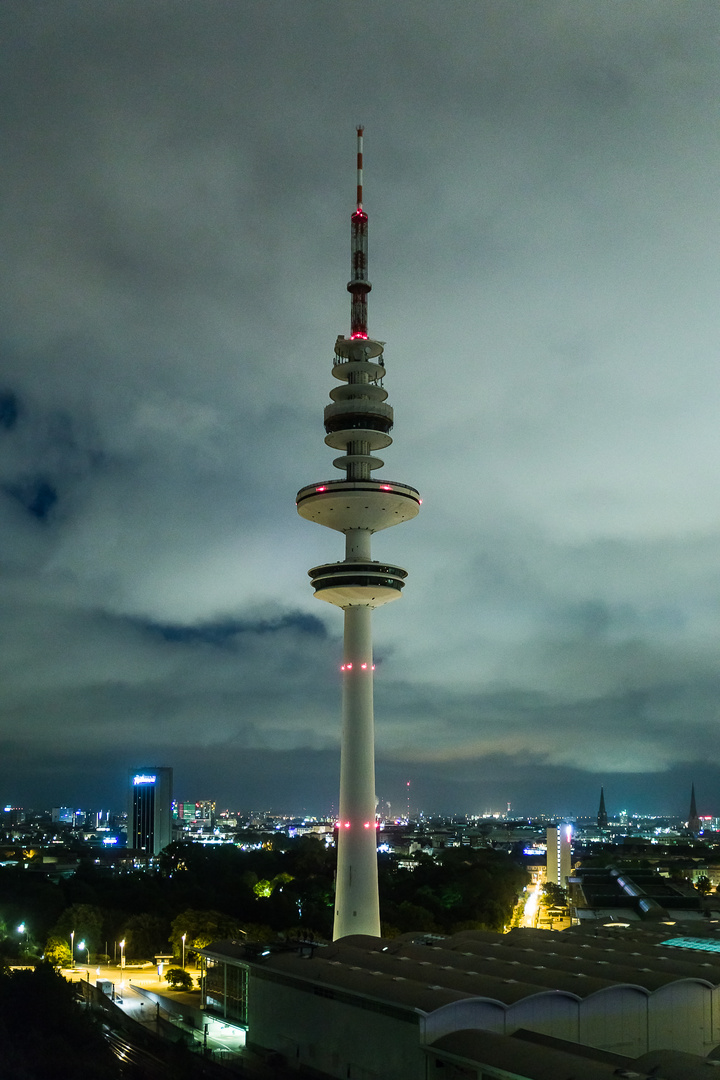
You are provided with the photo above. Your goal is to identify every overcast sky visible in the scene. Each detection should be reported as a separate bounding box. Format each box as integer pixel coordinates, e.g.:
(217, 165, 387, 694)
(2, 0, 720, 817)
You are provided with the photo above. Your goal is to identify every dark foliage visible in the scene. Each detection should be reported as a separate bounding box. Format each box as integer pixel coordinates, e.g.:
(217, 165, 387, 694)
(0, 837, 527, 963)
(0, 964, 121, 1079)
(379, 847, 528, 934)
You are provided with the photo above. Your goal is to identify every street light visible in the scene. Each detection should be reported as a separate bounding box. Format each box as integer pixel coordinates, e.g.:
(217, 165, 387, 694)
(17, 923, 28, 950)
(182, 933, 186, 969)
(119, 939, 125, 969)
(78, 940, 90, 968)
(70, 930, 75, 969)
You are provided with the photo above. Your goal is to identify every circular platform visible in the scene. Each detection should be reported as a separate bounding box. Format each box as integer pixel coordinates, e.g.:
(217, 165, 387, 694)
(296, 479, 421, 533)
(308, 561, 408, 607)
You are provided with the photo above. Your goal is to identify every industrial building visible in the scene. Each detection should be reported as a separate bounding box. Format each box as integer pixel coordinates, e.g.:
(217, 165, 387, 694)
(196, 924, 720, 1079)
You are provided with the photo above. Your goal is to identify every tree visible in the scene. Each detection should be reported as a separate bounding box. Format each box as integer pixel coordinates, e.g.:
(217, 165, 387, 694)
(165, 967, 194, 991)
(121, 913, 169, 960)
(169, 909, 240, 960)
(380, 847, 528, 935)
(0, 964, 121, 1078)
(696, 875, 712, 895)
(43, 936, 72, 968)
(51, 903, 104, 954)
(542, 882, 568, 908)
(253, 872, 294, 899)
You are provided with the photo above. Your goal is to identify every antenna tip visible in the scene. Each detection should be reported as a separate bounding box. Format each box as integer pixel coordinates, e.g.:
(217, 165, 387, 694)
(357, 125, 364, 136)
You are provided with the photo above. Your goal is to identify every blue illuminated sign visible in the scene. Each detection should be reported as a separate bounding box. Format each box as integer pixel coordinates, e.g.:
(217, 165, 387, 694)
(133, 774, 156, 785)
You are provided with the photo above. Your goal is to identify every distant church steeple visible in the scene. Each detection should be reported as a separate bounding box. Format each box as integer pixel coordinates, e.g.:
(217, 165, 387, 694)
(597, 786, 608, 830)
(688, 782, 701, 834)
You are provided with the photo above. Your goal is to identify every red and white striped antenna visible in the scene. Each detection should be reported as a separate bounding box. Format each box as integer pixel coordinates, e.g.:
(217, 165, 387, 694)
(356, 125, 364, 209)
(349, 125, 370, 339)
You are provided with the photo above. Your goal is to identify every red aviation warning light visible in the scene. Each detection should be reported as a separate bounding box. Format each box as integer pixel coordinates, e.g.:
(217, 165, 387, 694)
(348, 126, 371, 339)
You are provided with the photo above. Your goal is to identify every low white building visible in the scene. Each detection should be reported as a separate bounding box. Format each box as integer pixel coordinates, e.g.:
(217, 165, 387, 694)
(196, 925, 720, 1079)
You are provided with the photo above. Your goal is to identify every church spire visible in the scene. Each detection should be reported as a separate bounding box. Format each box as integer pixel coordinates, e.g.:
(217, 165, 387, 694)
(597, 786, 608, 830)
(688, 782, 701, 834)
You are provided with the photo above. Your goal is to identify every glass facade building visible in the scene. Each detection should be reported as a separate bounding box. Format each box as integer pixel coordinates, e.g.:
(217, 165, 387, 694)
(129, 767, 172, 855)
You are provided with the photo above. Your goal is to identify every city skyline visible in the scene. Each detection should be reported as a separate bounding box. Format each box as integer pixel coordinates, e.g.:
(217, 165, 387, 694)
(2, 3, 720, 815)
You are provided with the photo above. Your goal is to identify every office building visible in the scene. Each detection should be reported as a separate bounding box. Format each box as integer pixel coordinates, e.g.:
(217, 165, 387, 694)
(129, 767, 172, 855)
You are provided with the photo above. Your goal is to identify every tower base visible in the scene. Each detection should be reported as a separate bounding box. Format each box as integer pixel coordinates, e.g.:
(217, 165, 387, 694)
(334, 604, 380, 939)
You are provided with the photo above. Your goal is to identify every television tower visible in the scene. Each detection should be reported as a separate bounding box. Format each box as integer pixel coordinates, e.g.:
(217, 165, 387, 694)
(296, 128, 420, 939)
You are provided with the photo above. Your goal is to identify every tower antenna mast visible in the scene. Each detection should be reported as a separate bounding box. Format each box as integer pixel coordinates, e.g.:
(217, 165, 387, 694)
(349, 125, 370, 340)
(297, 129, 421, 939)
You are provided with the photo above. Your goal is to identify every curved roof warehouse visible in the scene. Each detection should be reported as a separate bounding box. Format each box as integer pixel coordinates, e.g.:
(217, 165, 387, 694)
(196, 924, 720, 1079)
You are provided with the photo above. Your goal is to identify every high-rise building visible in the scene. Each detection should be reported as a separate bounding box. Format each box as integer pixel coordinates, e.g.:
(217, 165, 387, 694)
(546, 824, 572, 888)
(296, 129, 420, 939)
(1, 805, 23, 827)
(129, 767, 172, 855)
(597, 786, 608, 829)
(195, 800, 216, 826)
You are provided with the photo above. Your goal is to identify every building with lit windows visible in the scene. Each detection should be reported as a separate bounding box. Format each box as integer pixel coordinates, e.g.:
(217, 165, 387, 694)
(546, 823, 572, 888)
(128, 767, 172, 855)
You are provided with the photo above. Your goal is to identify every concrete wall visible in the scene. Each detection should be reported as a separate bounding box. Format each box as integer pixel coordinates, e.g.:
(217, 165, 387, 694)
(579, 985, 647, 1056)
(422, 980, 719, 1057)
(247, 972, 422, 1080)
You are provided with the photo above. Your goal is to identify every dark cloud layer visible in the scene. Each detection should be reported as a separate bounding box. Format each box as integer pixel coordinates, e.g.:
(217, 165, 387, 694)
(1, 1, 720, 814)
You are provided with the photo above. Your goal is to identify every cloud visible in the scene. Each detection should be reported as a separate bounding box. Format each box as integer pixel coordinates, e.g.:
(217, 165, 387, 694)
(1, 1, 720, 812)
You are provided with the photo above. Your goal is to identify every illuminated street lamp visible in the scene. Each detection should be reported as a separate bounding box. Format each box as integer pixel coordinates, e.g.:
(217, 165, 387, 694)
(78, 939, 90, 967)
(119, 938, 125, 969)
(70, 930, 75, 969)
(17, 923, 29, 950)
(182, 933, 186, 969)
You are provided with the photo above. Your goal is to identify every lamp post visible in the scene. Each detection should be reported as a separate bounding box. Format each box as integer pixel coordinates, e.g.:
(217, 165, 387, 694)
(119, 938, 125, 969)
(17, 923, 28, 953)
(70, 930, 75, 969)
(78, 939, 89, 978)
(181, 933, 186, 969)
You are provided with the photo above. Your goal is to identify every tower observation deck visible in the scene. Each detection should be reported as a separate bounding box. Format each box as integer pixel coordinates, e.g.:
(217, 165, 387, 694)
(296, 129, 420, 939)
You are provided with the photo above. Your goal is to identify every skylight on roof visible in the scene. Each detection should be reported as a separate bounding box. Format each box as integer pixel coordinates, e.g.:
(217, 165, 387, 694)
(660, 937, 720, 954)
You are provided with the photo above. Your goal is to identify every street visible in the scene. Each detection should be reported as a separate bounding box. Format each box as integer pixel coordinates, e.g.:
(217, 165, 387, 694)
(63, 962, 247, 1060)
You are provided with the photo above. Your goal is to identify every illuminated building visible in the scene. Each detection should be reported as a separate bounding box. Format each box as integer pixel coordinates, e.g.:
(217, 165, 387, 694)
(129, 767, 172, 855)
(296, 129, 420, 939)
(546, 823, 572, 887)
(2, 805, 23, 826)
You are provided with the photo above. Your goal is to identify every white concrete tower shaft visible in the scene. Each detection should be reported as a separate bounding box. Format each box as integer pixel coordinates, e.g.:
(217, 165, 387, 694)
(296, 129, 420, 939)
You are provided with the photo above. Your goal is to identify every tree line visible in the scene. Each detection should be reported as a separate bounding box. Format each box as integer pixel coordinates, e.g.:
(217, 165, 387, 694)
(0, 836, 528, 963)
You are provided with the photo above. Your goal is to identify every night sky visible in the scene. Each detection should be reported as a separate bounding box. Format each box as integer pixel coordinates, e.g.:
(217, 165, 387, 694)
(2, 1, 720, 818)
